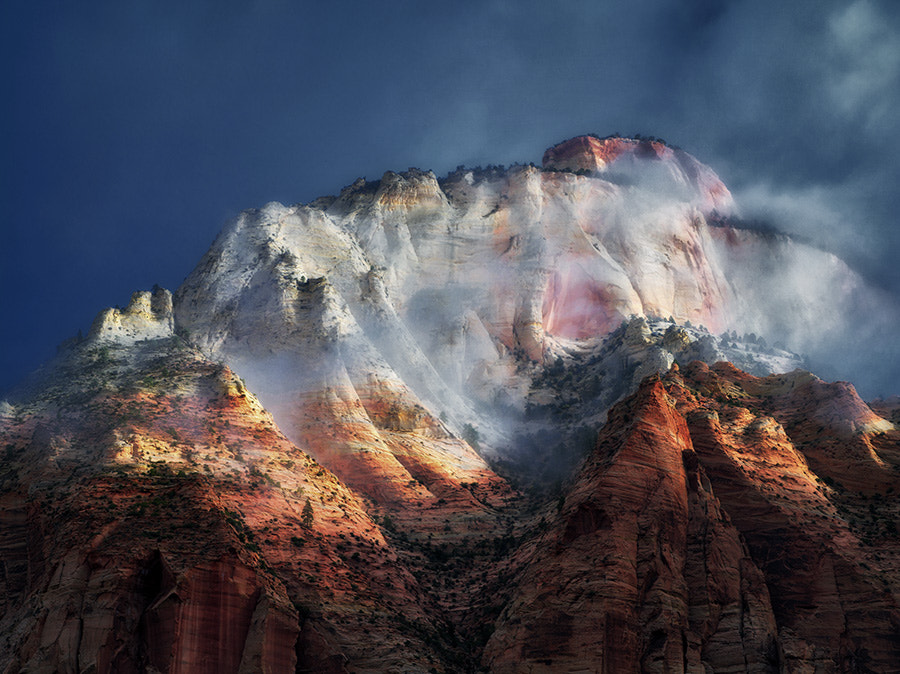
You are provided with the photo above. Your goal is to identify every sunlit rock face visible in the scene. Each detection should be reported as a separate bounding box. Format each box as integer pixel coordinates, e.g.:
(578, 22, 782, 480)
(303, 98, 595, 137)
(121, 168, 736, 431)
(542, 134, 735, 214)
(174, 135, 880, 461)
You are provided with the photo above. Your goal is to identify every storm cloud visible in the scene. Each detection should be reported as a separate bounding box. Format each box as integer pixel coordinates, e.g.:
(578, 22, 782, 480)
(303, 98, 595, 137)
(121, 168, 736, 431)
(2, 0, 898, 395)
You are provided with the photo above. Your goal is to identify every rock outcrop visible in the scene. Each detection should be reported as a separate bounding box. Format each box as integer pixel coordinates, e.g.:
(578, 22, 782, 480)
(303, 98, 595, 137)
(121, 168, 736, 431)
(89, 287, 174, 343)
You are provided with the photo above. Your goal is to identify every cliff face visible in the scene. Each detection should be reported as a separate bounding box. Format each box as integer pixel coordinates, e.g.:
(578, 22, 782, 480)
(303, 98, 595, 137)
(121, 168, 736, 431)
(484, 379, 780, 673)
(4, 338, 898, 672)
(485, 363, 900, 673)
(2, 136, 899, 673)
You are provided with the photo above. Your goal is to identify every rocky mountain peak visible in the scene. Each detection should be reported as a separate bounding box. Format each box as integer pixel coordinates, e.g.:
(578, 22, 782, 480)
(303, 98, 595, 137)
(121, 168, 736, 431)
(543, 134, 736, 214)
(541, 134, 665, 172)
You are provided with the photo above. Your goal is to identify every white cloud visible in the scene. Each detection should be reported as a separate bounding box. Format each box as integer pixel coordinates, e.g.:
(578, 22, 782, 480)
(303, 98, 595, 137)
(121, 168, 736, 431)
(734, 179, 877, 263)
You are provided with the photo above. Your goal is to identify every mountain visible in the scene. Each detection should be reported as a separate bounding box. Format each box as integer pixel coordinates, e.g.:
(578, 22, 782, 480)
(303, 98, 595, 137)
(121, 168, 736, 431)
(1, 136, 898, 673)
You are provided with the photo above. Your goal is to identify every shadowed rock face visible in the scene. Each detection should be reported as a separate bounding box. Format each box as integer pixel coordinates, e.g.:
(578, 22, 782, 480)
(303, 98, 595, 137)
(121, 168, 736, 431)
(3, 137, 899, 673)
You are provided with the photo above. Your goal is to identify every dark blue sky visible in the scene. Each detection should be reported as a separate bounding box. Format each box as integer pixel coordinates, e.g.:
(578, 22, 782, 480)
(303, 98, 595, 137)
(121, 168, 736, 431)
(3, 0, 899, 395)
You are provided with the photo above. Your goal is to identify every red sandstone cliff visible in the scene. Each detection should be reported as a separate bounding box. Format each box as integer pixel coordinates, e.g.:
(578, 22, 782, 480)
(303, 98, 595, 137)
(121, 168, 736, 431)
(484, 364, 900, 672)
(0, 335, 516, 673)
